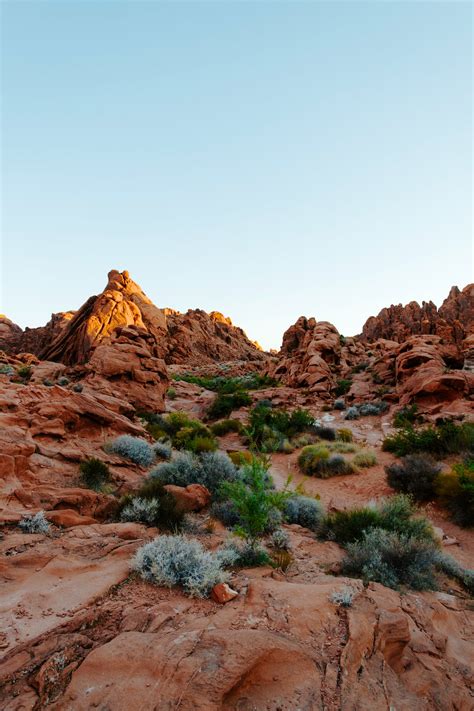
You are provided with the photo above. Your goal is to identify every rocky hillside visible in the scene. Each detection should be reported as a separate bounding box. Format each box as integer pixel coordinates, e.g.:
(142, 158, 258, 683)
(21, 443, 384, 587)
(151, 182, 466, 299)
(0, 276, 473, 710)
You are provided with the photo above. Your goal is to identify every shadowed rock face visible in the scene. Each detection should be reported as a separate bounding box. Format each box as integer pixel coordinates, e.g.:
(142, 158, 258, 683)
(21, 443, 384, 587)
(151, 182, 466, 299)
(360, 284, 474, 347)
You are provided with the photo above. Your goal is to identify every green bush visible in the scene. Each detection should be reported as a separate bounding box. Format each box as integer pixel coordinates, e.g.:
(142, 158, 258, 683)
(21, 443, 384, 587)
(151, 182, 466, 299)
(119, 477, 184, 529)
(166, 387, 177, 400)
(342, 528, 440, 590)
(337, 428, 353, 443)
(385, 454, 441, 501)
(322, 495, 433, 545)
(298, 446, 354, 478)
(207, 390, 252, 420)
(436, 458, 474, 527)
(228, 450, 253, 467)
(148, 412, 218, 453)
(173, 372, 277, 393)
(334, 379, 352, 397)
(353, 450, 377, 468)
(382, 421, 474, 457)
(210, 419, 244, 436)
(393, 404, 419, 429)
(79, 458, 111, 491)
(219, 458, 289, 547)
(16, 365, 32, 381)
(247, 404, 314, 449)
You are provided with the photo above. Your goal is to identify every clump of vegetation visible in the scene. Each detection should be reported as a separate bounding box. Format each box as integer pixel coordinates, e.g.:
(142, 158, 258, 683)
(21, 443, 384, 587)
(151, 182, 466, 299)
(351, 362, 369, 373)
(43, 378, 54, 387)
(19, 510, 50, 534)
(337, 428, 353, 443)
(228, 450, 253, 467)
(386, 454, 441, 501)
(334, 379, 352, 397)
(393, 404, 419, 429)
(344, 406, 359, 421)
(108, 435, 156, 467)
(434, 552, 474, 594)
(16, 365, 32, 381)
(152, 441, 172, 460)
(358, 401, 389, 416)
(246, 403, 314, 452)
(342, 528, 440, 590)
(298, 445, 354, 478)
(321, 495, 433, 546)
(312, 426, 336, 441)
(211, 419, 244, 436)
(353, 450, 377, 468)
(151, 451, 239, 497)
(333, 399, 346, 410)
(0, 364, 14, 376)
(79, 457, 111, 491)
(207, 390, 252, 420)
(173, 372, 277, 393)
(146, 412, 218, 454)
(216, 539, 271, 568)
(119, 478, 184, 529)
(166, 387, 177, 400)
(72, 383, 83, 393)
(329, 441, 357, 454)
(57, 376, 69, 386)
(382, 421, 474, 457)
(219, 458, 289, 548)
(269, 528, 291, 550)
(330, 586, 356, 607)
(132, 535, 229, 597)
(436, 458, 474, 527)
(284, 495, 324, 532)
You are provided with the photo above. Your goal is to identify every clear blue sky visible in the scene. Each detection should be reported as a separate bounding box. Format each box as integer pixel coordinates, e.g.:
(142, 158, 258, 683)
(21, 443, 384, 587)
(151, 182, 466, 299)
(1, 1, 472, 350)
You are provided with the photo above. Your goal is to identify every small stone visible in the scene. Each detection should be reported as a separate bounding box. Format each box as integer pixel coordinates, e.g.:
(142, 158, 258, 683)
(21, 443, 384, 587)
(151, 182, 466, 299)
(211, 583, 239, 604)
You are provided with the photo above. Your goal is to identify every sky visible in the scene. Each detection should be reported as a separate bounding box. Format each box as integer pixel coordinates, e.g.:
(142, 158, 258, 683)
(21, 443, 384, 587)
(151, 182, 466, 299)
(1, 0, 472, 351)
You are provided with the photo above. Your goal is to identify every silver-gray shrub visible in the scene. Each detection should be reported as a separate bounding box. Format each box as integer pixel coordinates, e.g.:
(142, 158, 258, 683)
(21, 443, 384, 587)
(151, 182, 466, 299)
(152, 441, 172, 460)
(132, 534, 229, 597)
(108, 435, 155, 467)
(434, 552, 474, 595)
(19, 510, 50, 534)
(270, 528, 291, 550)
(344, 407, 360, 420)
(150, 450, 239, 495)
(120, 497, 161, 525)
(284, 495, 324, 532)
(330, 586, 356, 607)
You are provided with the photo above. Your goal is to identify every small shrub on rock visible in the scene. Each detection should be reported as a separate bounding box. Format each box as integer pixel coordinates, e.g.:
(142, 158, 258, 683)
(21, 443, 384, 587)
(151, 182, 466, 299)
(108, 435, 155, 467)
(330, 586, 355, 607)
(19, 510, 50, 534)
(150, 451, 239, 497)
(334, 379, 352, 397)
(393, 404, 419, 429)
(333, 399, 346, 411)
(283, 495, 324, 532)
(436, 458, 474, 527)
(342, 528, 440, 590)
(132, 535, 229, 597)
(57, 376, 69, 386)
(211, 419, 244, 436)
(166, 387, 177, 400)
(269, 528, 291, 550)
(216, 539, 270, 568)
(153, 441, 172, 460)
(386, 454, 441, 501)
(120, 497, 161, 526)
(344, 407, 359, 421)
(337, 428, 353, 442)
(298, 446, 354, 478)
(79, 458, 111, 491)
(207, 390, 252, 420)
(16, 365, 32, 381)
(127, 478, 184, 529)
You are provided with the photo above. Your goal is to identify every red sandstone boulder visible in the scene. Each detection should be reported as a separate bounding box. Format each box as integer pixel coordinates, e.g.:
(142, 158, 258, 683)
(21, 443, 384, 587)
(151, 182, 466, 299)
(164, 483, 211, 512)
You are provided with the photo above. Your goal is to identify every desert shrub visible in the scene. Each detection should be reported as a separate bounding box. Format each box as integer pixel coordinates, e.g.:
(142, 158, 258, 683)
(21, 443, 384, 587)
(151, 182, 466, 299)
(352, 362, 369, 373)
(72, 383, 83, 393)
(210, 499, 242, 527)
(228, 450, 253, 467)
(382, 421, 474, 458)
(436, 458, 474, 527)
(386, 454, 441, 501)
(57, 376, 69, 386)
(269, 528, 291, 550)
(166, 387, 177, 400)
(173, 372, 277, 393)
(393, 404, 419, 429)
(247, 404, 314, 449)
(358, 401, 389, 416)
(0, 364, 14, 376)
(312, 426, 336, 441)
(216, 539, 270, 568)
(434, 552, 474, 594)
(283, 495, 324, 531)
(19, 510, 50, 534)
(292, 433, 318, 448)
(353, 450, 377, 468)
(342, 528, 439, 590)
(16, 365, 32, 381)
(79, 458, 111, 491)
(298, 446, 354, 478)
(150, 451, 239, 497)
(334, 379, 352, 397)
(210, 419, 244, 436)
(43, 378, 54, 386)
(108, 435, 155, 467)
(132, 535, 228, 597)
(329, 441, 357, 454)
(344, 407, 359, 421)
(207, 390, 252, 420)
(152, 442, 172, 460)
(337, 428, 353, 443)
(120, 497, 161, 525)
(333, 399, 346, 410)
(125, 477, 184, 529)
(330, 586, 355, 607)
(322, 495, 433, 545)
(219, 458, 289, 547)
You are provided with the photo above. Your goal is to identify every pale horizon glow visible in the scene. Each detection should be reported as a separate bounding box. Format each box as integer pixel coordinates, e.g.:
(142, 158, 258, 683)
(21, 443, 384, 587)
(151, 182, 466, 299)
(1, 1, 472, 350)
